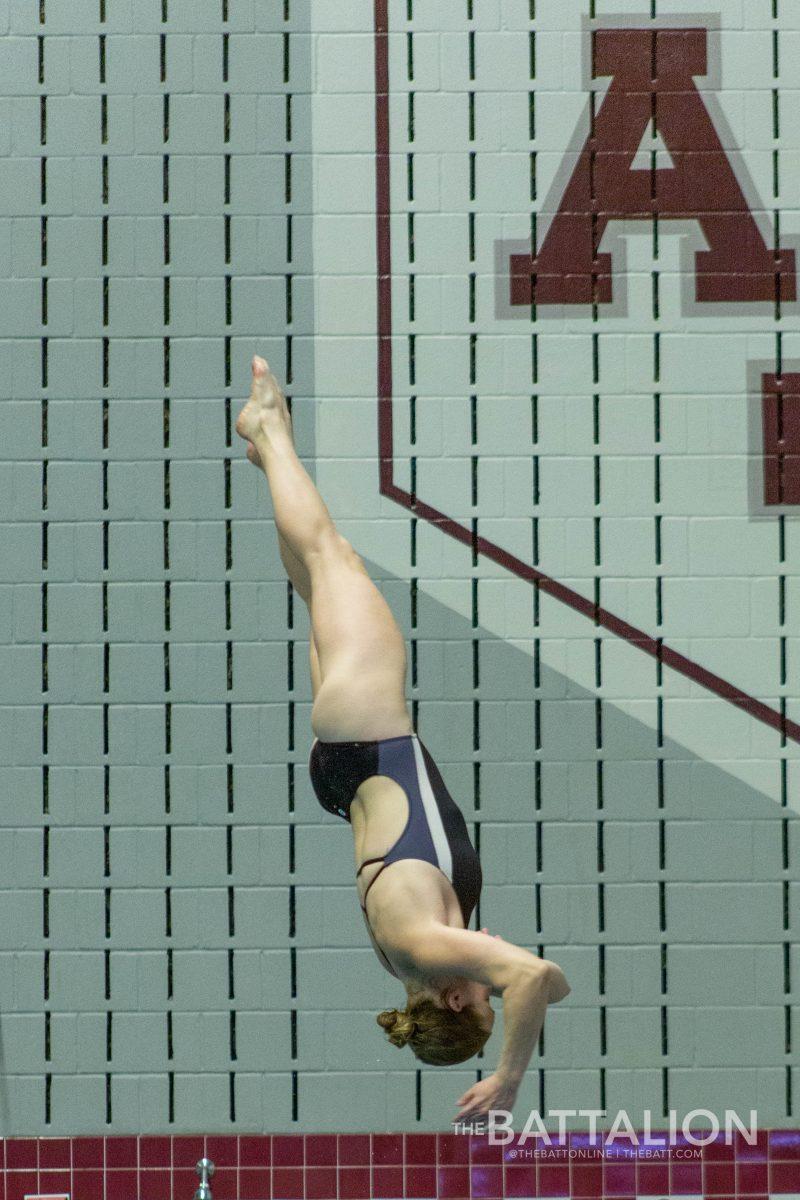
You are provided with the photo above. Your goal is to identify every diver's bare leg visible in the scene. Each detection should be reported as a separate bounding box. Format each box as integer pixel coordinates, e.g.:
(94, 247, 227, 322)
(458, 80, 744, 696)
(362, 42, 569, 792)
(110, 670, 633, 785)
(238, 384, 321, 699)
(236, 356, 411, 739)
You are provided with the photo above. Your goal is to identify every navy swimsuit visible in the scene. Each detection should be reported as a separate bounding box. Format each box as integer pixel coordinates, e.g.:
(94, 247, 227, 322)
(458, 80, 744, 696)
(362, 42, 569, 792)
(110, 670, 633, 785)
(309, 733, 482, 973)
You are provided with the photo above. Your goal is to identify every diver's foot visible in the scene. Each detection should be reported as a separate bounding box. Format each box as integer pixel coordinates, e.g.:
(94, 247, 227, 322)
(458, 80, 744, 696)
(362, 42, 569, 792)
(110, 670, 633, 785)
(235, 355, 290, 447)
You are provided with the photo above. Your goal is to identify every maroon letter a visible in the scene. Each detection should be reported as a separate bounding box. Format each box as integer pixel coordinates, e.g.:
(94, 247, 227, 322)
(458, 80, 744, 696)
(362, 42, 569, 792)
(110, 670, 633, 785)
(510, 27, 796, 306)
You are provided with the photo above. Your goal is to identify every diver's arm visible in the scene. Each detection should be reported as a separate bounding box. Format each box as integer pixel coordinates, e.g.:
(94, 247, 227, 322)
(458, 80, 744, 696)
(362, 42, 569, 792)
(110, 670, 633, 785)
(494, 959, 558, 1085)
(401, 921, 568, 1002)
(400, 924, 569, 1121)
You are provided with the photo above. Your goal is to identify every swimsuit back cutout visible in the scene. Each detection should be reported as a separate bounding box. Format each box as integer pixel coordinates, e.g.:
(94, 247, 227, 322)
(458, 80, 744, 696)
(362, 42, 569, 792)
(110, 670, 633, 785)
(309, 733, 482, 972)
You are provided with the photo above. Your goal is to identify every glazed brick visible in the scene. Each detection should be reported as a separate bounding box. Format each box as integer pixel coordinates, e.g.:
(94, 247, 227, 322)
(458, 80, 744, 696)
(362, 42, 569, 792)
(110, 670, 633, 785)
(602, 1159, 637, 1195)
(5, 1174, 37, 1200)
(105, 1135, 138, 1168)
(171, 1136, 208, 1169)
(72, 1169, 105, 1200)
(37, 1170, 71, 1194)
(670, 1158, 704, 1193)
(736, 1127, 770, 1159)
(239, 1166, 272, 1200)
(207, 1134, 239, 1167)
(140, 1136, 172, 1168)
(4, 1141, 36, 1170)
(305, 1134, 337, 1166)
(404, 1134, 437, 1164)
(273, 1136, 304, 1167)
(437, 1165, 471, 1199)
(703, 1137, 736, 1162)
(338, 1134, 371, 1166)
(372, 1134, 404, 1165)
(737, 1159, 770, 1192)
(635, 1160, 671, 1194)
(537, 1162, 570, 1195)
(103, 1168, 137, 1199)
(770, 1129, 800, 1159)
(37, 1137, 71, 1168)
(405, 1165, 437, 1197)
(471, 1164, 504, 1198)
(571, 1162, 604, 1197)
(172, 1171, 205, 1200)
(272, 1166, 304, 1199)
(770, 1159, 800, 1191)
(73, 1136, 105, 1168)
(139, 1169, 172, 1200)
(703, 1159, 737, 1193)
(338, 1165, 371, 1199)
(503, 1164, 537, 1197)
(469, 1135, 504, 1164)
(305, 1166, 338, 1198)
(437, 1134, 470, 1165)
(209, 1166, 240, 1200)
(372, 1165, 404, 1197)
(239, 1135, 272, 1167)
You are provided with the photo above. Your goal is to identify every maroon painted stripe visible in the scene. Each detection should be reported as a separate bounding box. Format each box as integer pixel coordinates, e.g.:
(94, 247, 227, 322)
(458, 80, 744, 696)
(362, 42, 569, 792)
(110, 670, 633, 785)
(375, 0, 394, 495)
(382, 484, 800, 744)
(373, 8, 798, 748)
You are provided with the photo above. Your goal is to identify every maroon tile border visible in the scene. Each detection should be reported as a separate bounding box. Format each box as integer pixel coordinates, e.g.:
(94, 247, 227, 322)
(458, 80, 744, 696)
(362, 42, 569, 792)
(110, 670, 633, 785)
(1, 1132, 800, 1198)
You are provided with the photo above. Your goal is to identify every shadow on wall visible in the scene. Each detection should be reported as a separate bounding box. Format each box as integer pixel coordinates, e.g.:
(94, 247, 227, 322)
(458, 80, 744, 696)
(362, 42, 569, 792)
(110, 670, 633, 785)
(293, 557, 796, 1131)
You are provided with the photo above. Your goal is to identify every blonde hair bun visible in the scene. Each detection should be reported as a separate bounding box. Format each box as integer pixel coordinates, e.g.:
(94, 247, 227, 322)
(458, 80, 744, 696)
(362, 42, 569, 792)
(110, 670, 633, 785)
(376, 996, 492, 1065)
(377, 1008, 417, 1047)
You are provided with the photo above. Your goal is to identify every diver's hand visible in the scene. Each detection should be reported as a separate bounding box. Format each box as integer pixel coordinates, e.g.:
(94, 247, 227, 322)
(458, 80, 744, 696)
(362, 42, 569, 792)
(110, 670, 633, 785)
(454, 1073, 519, 1124)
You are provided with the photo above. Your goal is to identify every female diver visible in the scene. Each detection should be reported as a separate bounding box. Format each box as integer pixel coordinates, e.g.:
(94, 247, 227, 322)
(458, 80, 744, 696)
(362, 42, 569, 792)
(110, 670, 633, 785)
(236, 356, 570, 1123)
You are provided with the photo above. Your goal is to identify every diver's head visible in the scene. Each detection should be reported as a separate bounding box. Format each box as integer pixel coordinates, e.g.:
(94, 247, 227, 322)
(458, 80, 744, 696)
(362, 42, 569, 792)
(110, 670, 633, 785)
(377, 978, 494, 1065)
